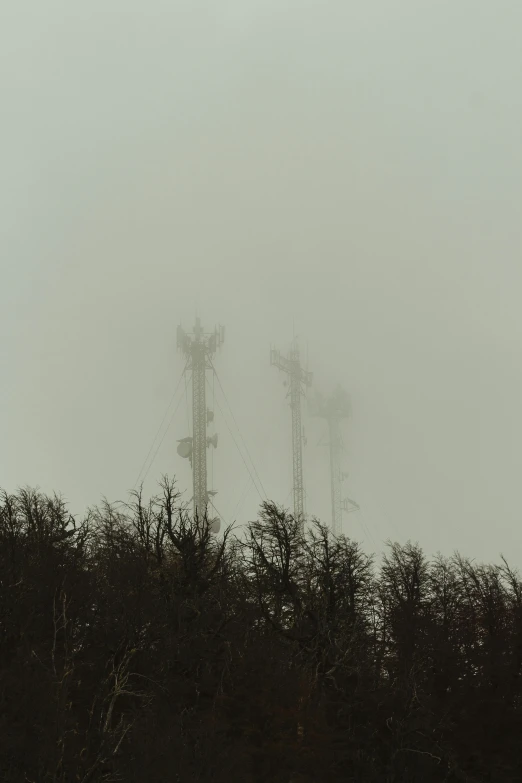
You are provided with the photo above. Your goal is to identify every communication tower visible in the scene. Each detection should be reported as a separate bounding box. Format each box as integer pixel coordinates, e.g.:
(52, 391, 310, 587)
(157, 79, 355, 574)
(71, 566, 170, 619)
(310, 386, 359, 535)
(176, 317, 224, 532)
(271, 339, 312, 528)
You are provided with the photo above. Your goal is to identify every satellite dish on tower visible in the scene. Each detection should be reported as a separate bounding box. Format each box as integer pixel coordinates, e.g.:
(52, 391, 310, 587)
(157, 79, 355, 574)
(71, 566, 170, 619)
(209, 517, 221, 534)
(177, 438, 192, 459)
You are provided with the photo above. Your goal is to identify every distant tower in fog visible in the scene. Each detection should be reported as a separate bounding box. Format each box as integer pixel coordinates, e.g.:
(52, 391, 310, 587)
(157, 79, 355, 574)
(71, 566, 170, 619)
(310, 385, 359, 536)
(271, 338, 312, 529)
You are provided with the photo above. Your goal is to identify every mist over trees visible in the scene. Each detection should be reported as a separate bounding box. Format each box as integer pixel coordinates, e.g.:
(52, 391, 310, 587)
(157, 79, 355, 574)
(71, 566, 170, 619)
(1, 479, 521, 782)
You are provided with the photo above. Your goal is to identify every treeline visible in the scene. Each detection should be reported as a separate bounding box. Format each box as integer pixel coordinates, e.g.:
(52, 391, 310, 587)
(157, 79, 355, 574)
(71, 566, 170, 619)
(1, 480, 521, 782)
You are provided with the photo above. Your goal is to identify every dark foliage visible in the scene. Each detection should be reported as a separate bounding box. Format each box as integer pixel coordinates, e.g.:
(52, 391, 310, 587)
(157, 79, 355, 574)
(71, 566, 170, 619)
(1, 480, 521, 782)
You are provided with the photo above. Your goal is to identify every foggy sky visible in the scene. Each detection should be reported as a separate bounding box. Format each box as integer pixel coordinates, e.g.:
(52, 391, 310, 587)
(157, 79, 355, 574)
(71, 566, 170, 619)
(2, 1, 522, 564)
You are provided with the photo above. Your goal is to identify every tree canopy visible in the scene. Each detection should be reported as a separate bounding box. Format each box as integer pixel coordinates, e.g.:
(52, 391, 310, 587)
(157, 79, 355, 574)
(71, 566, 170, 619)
(1, 479, 521, 782)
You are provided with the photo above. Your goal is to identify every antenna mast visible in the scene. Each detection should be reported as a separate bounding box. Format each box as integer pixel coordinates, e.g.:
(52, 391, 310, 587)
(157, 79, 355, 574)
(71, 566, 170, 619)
(310, 385, 358, 535)
(177, 317, 224, 531)
(271, 339, 312, 528)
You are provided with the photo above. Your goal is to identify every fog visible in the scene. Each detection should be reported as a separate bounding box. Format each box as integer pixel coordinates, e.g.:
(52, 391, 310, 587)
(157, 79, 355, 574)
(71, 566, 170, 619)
(2, 1, 522, 563)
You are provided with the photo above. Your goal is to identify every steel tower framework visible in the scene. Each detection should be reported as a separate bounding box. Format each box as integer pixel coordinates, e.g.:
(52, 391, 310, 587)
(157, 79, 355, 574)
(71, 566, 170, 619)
(271, 340, 312, 527)
(177, 318, 224, 522)
(310, 386, 354, 536)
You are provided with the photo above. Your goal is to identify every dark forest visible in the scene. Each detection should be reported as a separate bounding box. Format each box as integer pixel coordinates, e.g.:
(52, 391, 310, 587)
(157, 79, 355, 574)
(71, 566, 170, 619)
(1, 479, 521, 782)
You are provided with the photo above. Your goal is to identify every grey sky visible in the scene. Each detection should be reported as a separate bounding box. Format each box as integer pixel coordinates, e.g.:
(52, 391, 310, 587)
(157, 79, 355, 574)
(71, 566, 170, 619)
(2, 1, 521, 563)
